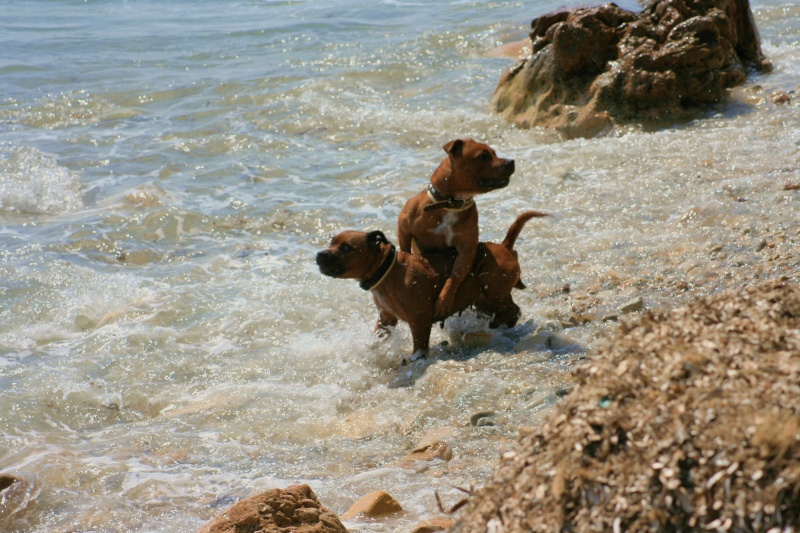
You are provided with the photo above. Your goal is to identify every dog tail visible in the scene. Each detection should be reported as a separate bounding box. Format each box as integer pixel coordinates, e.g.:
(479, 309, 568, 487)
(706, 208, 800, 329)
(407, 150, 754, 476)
(502, 210, 548, 251)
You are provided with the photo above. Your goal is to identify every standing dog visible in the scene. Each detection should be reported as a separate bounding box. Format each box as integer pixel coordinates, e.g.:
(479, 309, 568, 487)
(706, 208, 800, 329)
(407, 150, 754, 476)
(397, 139, 515, 319)
(317, 211, 546, 362)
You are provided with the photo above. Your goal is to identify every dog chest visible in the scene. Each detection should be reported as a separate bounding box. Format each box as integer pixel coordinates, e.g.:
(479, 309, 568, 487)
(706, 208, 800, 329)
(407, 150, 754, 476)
(432, 210, 460, 247)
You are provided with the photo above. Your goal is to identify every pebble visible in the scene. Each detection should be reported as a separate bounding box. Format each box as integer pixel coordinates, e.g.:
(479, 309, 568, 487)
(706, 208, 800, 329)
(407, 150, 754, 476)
(416, 426, 457, 447)
(470, 411, 496, 427)
(341, 490, 402, 521)
(514, 331, 577, 352)
(402, 440, 453, 462)
(568, 313, 593, 325)
(524, 391, 552, 410)
(410, 517, 457, 532)
(770, 91, 791, 104)
(620, 297, 644, 313)
(461, 331, 493, 347)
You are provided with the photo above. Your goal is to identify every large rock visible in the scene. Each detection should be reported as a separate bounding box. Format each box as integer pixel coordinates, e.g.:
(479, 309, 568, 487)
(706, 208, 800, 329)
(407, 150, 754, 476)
(491, 0, 771, 137)
(198, 484, 346, 533)
(452, 280, 800, 531)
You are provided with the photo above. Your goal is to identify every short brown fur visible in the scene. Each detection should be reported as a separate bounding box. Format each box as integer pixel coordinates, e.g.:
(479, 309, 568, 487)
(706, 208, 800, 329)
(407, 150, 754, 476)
(317, 211, 545, 361)
(397, 139, 516, 319)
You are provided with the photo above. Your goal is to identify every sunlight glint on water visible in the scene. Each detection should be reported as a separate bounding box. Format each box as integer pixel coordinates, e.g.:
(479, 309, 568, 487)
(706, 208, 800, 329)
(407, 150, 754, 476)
(0, 0, 798, 531)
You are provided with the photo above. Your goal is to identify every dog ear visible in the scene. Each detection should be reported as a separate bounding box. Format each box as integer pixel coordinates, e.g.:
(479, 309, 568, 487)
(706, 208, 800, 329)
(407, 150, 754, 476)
(443, 139, 464, 157)
(366, 231, 388, 249)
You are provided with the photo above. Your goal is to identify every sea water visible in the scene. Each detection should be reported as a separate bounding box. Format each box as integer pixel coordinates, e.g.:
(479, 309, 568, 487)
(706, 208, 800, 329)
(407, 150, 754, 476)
(1, 0, 798, 531)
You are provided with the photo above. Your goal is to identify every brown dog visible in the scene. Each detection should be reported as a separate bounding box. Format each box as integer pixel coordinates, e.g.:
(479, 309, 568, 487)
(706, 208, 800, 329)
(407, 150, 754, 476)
(397, 139, 515, 320)
(317, 211, 546, 362)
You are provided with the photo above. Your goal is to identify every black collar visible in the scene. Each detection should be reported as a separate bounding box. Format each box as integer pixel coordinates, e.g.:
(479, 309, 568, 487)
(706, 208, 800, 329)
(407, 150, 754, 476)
(359, 246, 396, 291)
(424, 183, 475, 212)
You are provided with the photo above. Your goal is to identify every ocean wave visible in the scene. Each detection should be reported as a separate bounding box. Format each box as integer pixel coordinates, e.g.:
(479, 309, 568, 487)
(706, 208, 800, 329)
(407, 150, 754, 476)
(0, 146, 84, 216)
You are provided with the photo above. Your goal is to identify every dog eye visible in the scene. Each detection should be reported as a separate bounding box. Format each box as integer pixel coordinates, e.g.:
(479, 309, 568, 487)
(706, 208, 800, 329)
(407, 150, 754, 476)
(479, 151, 491, 162)
(340, 244, 352, 253)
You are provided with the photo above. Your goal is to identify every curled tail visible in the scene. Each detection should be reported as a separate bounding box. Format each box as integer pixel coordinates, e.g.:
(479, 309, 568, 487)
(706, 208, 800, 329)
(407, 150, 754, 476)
(502, 210, 549, 250)
(503, 210, 548, 290)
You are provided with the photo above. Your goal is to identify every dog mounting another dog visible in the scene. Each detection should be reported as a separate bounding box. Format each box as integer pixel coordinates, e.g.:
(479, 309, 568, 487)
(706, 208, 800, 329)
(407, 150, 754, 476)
(317, 138, 548, 362)
(397, 139, 516, 319)
(316, 211, 547, 362)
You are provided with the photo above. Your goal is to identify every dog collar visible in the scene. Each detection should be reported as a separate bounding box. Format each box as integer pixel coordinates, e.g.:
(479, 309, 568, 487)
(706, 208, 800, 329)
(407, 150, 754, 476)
(359, 246, 396, 291)
(424, 183, 475, 212)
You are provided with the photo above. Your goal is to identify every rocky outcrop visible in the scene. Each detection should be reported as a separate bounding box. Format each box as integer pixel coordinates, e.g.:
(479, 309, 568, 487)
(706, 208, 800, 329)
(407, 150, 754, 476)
(198, 484, 346, 533)
(452, 280, 800, 531)
(491, 0, 771, 137)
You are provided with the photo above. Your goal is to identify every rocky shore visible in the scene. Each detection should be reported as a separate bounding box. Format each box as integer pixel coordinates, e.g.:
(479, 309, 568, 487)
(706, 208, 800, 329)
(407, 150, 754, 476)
(189, 272, 800, 532)
(452, 279, 800, 531)
(185, 0, 799, 528)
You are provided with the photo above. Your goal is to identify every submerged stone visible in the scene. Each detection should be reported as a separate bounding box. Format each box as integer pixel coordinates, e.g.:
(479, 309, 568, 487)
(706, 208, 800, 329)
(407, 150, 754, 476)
(620, 296, 644, 313)
(0, 473, 37, 522)
(411, 517, 457, 532)
(341, 490, 403, 521)
(403, 440, 454, 462)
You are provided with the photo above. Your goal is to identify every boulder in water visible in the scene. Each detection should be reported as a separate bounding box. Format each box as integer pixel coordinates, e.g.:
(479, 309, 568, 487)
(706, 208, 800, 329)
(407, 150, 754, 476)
(491, 0, 771, 137)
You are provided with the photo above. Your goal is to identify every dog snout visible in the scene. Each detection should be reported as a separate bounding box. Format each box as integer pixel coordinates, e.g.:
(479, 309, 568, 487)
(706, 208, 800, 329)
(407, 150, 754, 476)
(316, 250, 344, 277)
(503, 159, 515, 174)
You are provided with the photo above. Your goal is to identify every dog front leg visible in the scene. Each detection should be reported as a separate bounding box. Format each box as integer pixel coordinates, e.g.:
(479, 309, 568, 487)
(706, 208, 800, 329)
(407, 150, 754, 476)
(397, 221, 413, 254)
(435, 244, 476, 317)
(374, 299, 399, 339)
(407, 320, 432, 363)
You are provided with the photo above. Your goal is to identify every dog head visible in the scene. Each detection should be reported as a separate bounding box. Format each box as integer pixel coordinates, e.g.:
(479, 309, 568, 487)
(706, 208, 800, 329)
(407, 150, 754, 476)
(316, 230, 390, 279)
(440, 138, 515, 195)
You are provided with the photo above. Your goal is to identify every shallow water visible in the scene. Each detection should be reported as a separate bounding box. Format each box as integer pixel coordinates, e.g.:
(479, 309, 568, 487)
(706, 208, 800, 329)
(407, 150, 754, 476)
(1, 0, 798, 531)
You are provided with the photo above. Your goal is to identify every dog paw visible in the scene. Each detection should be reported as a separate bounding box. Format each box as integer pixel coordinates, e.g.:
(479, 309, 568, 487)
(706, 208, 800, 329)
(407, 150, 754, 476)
(409, 348, 428, 363)
(374, 328, 392, 340)
(435, 297, 455, 318)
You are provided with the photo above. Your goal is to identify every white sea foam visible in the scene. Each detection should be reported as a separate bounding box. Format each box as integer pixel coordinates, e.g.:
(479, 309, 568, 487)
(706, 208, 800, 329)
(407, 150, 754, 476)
(0, 0, 798, 531)
(0, 146, 83, 216)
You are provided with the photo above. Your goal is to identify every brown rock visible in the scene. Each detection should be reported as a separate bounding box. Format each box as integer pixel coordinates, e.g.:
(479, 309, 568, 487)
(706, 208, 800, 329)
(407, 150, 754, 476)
(411, 517, 456, 532)
(0, 473, 37, 522)
(198, 484, 346, 533)
(487, 38, 529, 59)
(461, 331, 493, 347)
(619, 296, 644, 313)
(341, 490, 402, 521)
(771, 91, 791, 104)
(403, 440, 454, 462)
(491, 0, 770, 137)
